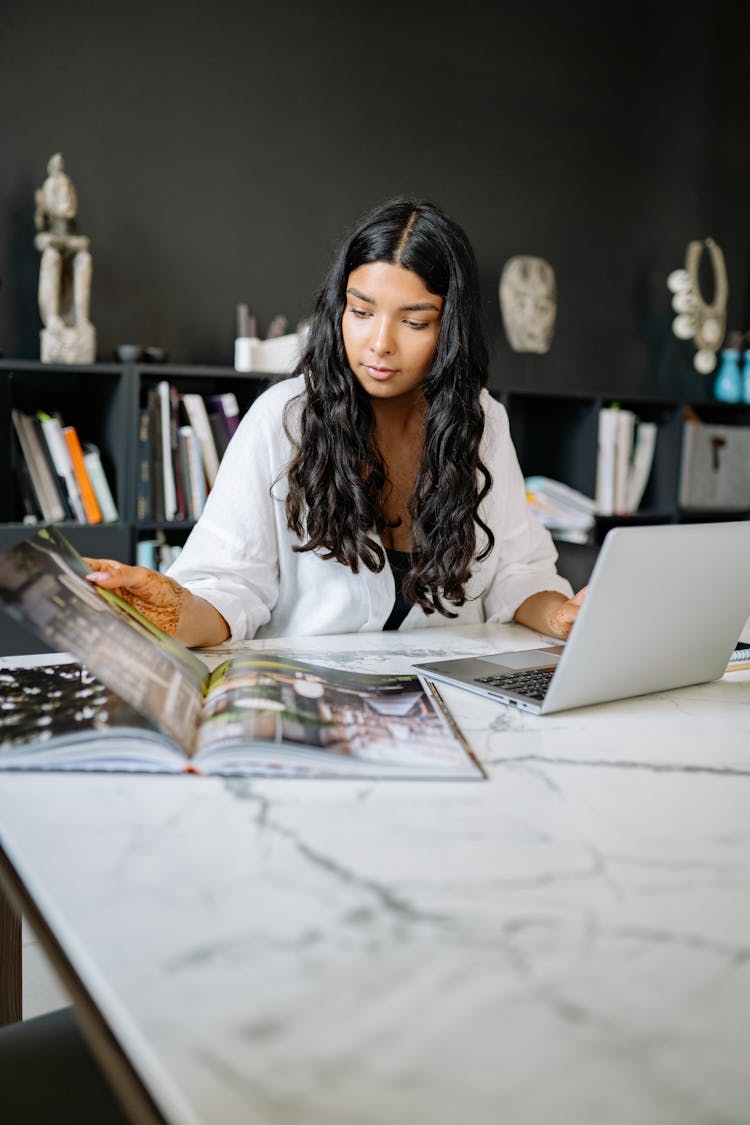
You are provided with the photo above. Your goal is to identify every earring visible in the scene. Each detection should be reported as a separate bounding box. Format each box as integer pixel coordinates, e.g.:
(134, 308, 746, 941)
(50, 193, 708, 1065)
(667, 237, 728, 374)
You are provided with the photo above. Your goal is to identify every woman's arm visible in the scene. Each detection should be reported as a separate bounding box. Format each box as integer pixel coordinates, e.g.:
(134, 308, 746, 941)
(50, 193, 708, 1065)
(84, 560, 231, 647)
(513, 586, 587, 640)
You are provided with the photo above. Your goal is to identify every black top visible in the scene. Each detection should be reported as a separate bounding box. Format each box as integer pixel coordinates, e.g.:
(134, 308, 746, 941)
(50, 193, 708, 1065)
(383, 548, 412, 631)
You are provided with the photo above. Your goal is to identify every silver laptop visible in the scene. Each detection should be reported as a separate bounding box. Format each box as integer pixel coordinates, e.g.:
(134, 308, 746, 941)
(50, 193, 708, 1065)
(414, 521, 750, 714)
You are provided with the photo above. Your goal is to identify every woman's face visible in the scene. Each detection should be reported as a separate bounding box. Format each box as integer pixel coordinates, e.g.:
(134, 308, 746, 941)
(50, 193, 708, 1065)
(342, 261, 443, 402)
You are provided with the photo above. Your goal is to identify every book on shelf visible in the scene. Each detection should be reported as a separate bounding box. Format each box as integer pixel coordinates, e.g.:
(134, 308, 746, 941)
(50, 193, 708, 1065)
(625, 421, 657, 513)
(11, 409, 66, 523)
(11, 408, 118, 526)
(207, 410, 230, 460)
(169, 384, 188, 521)
(178, 424, 208, 519)
(0, 527, 484, 781)
(147, 387, 165, 523)
(206, 392, 241, 441)
(136, 406, 152, 522)
(62, 425, 103, 524)
(595, 406, 619, 516)
(157, 380, 178, 521)
(181, 392, 220, 488)
(37, 411, 87, 523)
(82, 444, 119, 522)
(13, 454, 40, 522)
(595, 405, 657, 517)
(613, 408, 635, 515)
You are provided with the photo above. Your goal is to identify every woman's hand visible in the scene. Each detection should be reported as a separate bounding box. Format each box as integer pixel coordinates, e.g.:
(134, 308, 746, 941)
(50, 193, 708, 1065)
(513, 586, 588, 640)
(83, 558, 231, 646)
(83, 558, 187, 635)
(548, 586, 587, 639)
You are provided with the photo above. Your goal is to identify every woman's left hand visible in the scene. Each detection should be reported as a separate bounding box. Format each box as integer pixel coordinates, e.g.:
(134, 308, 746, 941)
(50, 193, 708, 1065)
(549, 586, 588, 639)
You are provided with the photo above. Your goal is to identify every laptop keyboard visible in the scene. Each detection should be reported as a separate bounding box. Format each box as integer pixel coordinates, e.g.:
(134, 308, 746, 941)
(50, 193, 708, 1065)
(474, 668, 555, 701)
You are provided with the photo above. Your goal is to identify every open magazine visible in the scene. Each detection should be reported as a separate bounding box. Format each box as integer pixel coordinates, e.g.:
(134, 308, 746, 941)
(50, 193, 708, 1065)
(0, 528, 484, 780)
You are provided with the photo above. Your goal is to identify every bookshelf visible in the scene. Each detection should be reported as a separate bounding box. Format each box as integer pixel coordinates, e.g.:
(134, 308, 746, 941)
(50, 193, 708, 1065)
(0, 359, 269, 652)
(495, 387, 750, 589)
(2, 361, 749, 651)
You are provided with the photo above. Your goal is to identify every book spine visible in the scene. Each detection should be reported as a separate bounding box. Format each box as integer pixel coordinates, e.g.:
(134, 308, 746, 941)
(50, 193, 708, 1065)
(178, 425, 208, 519)
(595, 407, 618, 516)
(207, 411, 230, 461)
(181, 393, 220, 487)
(207, 392, 240, 439)
(625, 421, 657, 513)
(613, 409, 635, 515)
(147, 389, 165, 523)
(63, 425, 103, 524)
(11, 409, 66, 523)
(38, 413, 87, 523)
(169, 385, 187, 521)
(157, 381, 178, 521)
(136, 407, 152, 523)
(82, 446, 119, 522)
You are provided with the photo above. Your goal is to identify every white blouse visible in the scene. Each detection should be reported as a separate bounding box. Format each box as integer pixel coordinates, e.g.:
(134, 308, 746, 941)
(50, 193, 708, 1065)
(167, 375, 573, 640)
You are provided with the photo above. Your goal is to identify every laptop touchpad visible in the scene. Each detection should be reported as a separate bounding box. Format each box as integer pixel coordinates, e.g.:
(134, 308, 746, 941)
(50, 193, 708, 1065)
(483, 647, 563, 670)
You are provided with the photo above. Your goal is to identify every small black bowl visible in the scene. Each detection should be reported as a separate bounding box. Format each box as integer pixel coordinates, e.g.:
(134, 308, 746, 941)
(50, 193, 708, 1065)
(143, 346, 169, 363)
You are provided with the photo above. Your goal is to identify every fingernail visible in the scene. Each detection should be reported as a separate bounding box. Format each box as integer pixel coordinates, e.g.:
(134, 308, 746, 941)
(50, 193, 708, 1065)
(86, 572, 108, 582)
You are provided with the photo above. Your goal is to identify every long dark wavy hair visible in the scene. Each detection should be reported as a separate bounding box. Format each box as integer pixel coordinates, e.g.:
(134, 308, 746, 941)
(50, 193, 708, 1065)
(284, 196, 494, 618)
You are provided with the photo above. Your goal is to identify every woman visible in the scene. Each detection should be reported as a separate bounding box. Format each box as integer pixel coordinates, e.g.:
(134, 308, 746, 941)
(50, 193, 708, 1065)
(86, 198, 584, 646)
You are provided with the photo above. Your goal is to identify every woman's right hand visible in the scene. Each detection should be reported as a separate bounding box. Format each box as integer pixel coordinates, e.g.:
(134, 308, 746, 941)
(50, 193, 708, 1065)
(83, 558, 187, 635)
(83, 558, 231, 647)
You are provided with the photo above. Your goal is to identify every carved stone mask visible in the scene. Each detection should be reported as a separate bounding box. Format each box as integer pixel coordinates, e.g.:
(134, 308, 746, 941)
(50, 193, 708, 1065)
(499, 256, 557, 354)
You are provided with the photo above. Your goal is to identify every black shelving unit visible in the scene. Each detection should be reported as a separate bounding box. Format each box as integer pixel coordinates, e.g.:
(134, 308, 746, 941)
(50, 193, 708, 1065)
(0, 360, 269, 653)
(2, 362, 749, 652)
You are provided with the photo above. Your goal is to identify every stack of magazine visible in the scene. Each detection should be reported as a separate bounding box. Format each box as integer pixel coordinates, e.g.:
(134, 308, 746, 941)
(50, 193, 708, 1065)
(0, 528, 484, 781)
(525, 476, 596, 544)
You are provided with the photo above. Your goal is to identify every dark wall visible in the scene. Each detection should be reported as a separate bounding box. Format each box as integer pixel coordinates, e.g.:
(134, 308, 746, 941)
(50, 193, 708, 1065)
(2, 1, 749, 397)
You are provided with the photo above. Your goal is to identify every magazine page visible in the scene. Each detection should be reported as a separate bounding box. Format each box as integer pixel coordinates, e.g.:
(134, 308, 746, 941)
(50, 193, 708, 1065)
(0, 527, 208, 754)
(194, 654, 484, 779)
(0, 660, 186, 771)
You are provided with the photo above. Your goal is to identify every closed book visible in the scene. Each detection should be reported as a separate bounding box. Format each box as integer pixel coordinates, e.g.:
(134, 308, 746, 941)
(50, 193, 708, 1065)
(37, 412, 87, 523)
(147, 388, 165, 523)
(16, 459, 41, 520)
(63, 425, 103, 524)
(178, 425, 208, 519)
(625, 422, 658, 513)
(595, 407, 619, 516)
(157, 381, 178, 521)
(33, 416, 75, 520)
(11, 409, 66, 523)
(136, 407, 152, 523)
(181, 393, 220, 487)
(82, 445, 119, 522)
(208, 411, 230, 460)
(169, 384, 188, 520)
(206, 392, 240, 439)
(613, 408, 635, 515)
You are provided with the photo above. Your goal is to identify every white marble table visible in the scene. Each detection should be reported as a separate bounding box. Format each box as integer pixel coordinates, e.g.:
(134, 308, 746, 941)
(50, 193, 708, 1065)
(1, 621, 750, 1125)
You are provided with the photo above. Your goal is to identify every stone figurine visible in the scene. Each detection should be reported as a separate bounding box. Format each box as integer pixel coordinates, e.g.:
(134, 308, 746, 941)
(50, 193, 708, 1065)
(499, 255, 557, 354)
(34, 153, 96, 363)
